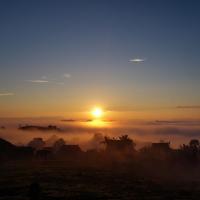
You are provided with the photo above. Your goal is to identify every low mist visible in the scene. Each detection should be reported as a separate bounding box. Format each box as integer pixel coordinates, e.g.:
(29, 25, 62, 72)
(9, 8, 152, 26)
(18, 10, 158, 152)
(1, 118, 200, 150)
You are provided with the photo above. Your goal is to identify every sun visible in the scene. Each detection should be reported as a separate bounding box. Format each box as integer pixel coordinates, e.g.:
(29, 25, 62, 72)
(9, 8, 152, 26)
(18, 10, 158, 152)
(91, 107, 104, 118)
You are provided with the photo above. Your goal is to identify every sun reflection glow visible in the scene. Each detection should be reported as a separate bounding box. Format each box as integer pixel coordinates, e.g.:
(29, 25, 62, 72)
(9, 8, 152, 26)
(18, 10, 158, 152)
(87, 119, 109, 127)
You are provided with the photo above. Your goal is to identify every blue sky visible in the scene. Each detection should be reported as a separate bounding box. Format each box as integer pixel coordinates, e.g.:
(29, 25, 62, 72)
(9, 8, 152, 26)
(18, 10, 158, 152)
(0, 0, 200, 117)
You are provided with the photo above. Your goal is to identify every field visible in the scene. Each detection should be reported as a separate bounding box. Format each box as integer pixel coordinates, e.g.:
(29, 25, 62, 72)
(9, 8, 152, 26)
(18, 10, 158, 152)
(1, 160, 200, 200)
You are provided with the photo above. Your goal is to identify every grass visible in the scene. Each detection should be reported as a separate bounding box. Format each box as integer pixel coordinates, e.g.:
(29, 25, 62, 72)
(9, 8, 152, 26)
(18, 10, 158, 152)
(1, 160, 200, 199)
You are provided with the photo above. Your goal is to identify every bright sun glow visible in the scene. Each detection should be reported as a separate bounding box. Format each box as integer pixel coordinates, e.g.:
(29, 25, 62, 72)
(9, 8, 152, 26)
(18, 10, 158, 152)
(91, 107, 103, 118)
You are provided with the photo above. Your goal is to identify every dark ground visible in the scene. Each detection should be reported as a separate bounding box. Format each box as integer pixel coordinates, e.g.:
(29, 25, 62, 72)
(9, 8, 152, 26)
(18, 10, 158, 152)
(1, 160, 200, 200)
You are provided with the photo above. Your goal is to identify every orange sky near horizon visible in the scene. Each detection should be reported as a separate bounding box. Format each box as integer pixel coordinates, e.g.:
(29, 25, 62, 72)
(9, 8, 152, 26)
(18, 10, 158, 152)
(0, 104, 199, 122)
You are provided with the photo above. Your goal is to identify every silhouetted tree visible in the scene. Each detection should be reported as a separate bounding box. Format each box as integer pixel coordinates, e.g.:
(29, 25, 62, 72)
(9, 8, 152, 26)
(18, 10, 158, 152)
(28, 138, 45, 150)
(90, 132, 104, 150)
(53, 138, 66, 152)
(180, 139, 200, 165)
(189, 139, 200, 149)
(103, 135, 135, 153)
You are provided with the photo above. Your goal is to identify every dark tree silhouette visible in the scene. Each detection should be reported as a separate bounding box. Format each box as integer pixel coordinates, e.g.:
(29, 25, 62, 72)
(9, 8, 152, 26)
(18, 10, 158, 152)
(180, 139, 200, 165)
(28, 138, 45, 150)
(53, 138, 66, 152)
(103, 135, 136, 153)
(189, 139, 200, 149)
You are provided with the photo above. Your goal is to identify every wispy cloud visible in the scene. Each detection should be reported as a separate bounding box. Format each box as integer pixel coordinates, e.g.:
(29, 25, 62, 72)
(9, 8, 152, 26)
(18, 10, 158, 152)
(26, 80, 49, 83)
(41, 76, 47, 79)
(56, 82, 65, 85)
(107, 105, 152, 112)
(149, 120, 200, 126)
(26, 73, 71, 85)
(63, 73, 71, 78)
(129, 58, 146, 63)
(176, 106, 200, 109)
(0, 93, 14, 96)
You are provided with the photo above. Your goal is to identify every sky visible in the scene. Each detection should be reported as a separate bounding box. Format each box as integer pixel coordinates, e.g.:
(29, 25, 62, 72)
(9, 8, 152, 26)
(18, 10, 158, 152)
(0, 0, 200, 120)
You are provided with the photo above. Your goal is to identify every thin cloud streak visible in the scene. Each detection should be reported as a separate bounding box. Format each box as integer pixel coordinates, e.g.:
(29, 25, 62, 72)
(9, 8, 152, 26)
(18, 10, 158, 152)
(26, 73, 71, 85)
(26, 80, 49, 83)
(0, 93, 14, 96)
(176, 106, 200, 109)
(129, 58, 146, 63)
(148, 120, 200, 126)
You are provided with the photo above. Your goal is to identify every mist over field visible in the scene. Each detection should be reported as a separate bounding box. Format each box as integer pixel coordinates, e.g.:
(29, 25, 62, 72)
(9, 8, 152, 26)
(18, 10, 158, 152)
(1, 118, 200, 149)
